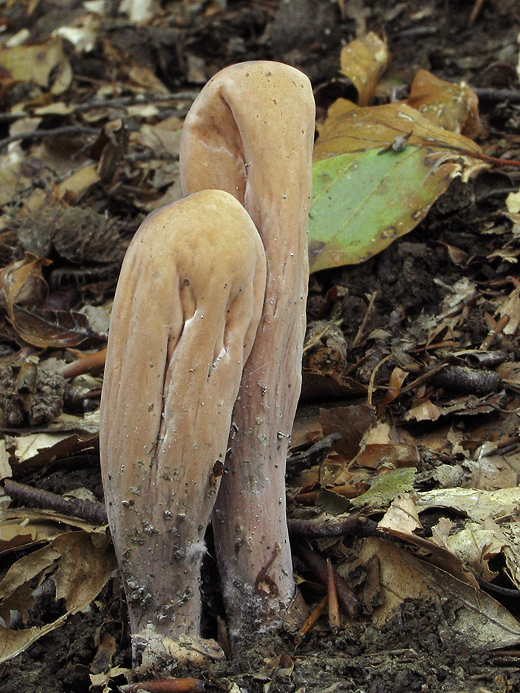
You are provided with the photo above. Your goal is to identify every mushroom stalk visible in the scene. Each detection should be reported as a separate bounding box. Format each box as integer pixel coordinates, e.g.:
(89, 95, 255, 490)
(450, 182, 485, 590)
(180, 62, 315, 641)
(99, 190, 266, 640)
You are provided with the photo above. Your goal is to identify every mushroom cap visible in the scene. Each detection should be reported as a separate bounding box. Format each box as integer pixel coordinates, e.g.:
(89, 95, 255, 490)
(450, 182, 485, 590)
(180, 60, 315, 246)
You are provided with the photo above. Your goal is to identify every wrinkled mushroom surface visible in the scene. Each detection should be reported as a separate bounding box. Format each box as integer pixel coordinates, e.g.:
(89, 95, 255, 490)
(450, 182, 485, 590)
(180, 61, 315, 640)
(100, 189, 266, 639)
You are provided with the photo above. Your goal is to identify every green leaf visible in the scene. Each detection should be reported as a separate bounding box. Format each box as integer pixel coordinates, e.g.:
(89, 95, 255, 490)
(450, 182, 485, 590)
(350, 467, 416, 509)
(308, 145, 453, 273)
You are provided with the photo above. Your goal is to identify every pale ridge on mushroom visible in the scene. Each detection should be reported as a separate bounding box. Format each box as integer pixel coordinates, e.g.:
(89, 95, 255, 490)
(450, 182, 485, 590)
(180, 62, 315, 641)
(99, 190, 266, 641)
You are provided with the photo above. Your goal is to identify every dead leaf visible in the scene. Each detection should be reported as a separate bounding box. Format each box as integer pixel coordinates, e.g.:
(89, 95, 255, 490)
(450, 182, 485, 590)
(0, 253, 50, 315)
(406, 69, 480, 137)
(340, 32, 389, 107)
(358, 537, 520, 650)
(416, 487, 520, 523)
(350, 467, 416, 508)
(0, 529, 115, 664)
(378, 492, 422, 534)
(12, 305, 95, 348)
(0, 37, 72, 95)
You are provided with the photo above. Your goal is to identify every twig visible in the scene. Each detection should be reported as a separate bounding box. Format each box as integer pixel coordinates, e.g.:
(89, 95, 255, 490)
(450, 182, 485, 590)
(61, 349, 107, 379)
(430, 364, 502, 395)
(0, 125, 100, 150)
(326, 558, 340, 628)
(419, 139, 520, 170)
(398, 362, 449, 396)
(0, 91, 201, 123)
(73, 91, 200, 112)
(120, 679, 205, 693)
(481, 314, 510, 350)
(469, 0, 486, 24)
(288, 514, 378, 539)
(295, 595, 327, 646)
(472, 87, 520, 104)
(352, 291, 377, 348)
(285, 432, 342, 479)
(294, 541, 359, 618)
(3, 479, 107, 525)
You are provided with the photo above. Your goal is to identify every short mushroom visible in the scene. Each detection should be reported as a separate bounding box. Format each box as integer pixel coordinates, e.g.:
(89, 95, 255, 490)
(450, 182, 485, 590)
(180, 61, 315, 641)
(99, 190, 266, 642)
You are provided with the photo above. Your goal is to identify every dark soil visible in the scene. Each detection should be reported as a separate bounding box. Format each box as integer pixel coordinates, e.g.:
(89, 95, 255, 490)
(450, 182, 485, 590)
(2, 0, 520, 692)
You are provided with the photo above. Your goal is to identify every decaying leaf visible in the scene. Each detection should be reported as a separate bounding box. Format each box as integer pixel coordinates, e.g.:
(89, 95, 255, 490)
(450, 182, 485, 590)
(4, 429, 98, 477)
(0, 254, 96, 347)
(357, 537, 520, 650)
(0, 253, 50, 313)
(0, 519, 115, 664)
(12, 305, 95, 348)
(350, 467, 416, 508)
(416, 487, 520, 523)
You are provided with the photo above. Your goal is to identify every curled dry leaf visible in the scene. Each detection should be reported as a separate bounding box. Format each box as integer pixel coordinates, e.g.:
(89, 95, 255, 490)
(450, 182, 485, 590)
(0, 253, 50, 312)
(340, 32, 390, 107)
(358, 536, 520, 650)
(0, 253, 96, 347)
(12, 305, 95, 348)
(406, 69, 481, 138)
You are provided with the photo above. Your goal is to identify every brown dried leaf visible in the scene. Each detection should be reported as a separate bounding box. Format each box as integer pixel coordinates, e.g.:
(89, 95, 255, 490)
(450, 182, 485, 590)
(0, 37, 72, 95)
(0, 253, 50, 315)
(0, 530, 116, 664)
(358, 537, 520, 650)
(0, 544, 61, 604)
(53, 532, 115, 611)
(6, 430, 98, 476)
(0, 510, 65, 555)
(406, 69, 481, 138)
(314, 99, 483, 162)
(378, 493, 422, 535)
(340, 33, 390, 107)
(319, 404, 376, 459)
(11, 305, 95, 348)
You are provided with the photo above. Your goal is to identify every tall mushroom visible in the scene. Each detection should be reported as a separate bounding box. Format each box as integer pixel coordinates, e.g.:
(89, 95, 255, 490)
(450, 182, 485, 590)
(180, 61, 315, 641)
(99, 190, 266, 642)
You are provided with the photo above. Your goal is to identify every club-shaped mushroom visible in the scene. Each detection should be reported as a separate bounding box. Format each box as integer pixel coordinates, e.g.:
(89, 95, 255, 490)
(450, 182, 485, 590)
(180, 61, 315, 641)
(99, 190, 266, 642)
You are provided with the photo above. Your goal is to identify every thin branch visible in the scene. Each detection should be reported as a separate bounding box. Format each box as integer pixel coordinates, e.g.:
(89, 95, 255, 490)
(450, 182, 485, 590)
(0, 125, 100, 150)
(3, 479, 107, 525)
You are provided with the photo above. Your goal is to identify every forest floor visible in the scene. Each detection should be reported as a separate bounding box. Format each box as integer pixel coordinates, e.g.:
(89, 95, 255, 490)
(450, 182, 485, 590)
(2, 0, 520, 691)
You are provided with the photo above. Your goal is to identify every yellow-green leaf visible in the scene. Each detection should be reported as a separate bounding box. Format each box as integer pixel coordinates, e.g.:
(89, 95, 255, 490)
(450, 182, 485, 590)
(309, 145, 454, 272)
(309, 100, 487, 273)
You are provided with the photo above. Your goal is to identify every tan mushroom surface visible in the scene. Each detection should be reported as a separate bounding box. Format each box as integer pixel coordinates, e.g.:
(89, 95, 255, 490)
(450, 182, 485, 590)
(180, 61, 315, 642)
(99, 189, 266, 642)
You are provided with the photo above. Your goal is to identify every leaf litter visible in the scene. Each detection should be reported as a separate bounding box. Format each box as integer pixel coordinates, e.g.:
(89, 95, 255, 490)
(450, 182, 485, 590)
(1, 1, 520, 692)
